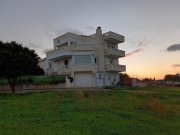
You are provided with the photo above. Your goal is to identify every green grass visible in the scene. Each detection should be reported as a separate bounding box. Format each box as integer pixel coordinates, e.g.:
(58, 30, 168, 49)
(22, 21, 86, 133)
(0, 87, 179, 135)
(0, 76, 65, 85)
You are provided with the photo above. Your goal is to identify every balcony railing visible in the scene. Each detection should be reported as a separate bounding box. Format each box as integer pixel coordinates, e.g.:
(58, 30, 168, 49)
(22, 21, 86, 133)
(104, 48, 125, 58)
(105, 64, 126, 72)
(104, 32, 124, 44)
(58, 64, 97, 75)
(58, 65, 72, 75)
(47, 44, 96, 60)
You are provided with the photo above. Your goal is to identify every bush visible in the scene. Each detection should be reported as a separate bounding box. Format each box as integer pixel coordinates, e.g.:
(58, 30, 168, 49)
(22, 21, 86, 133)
(48, 79, 65, 85)
(104, 86, 116, 90)
(18, 77, 33, 85)
(68, 76, 73, 83)
(0, 76, 66, 85)
(47, 76, 66, 85)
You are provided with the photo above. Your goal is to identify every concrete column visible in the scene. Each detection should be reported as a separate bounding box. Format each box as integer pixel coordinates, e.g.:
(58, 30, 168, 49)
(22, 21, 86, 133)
(65, 76, 71, 88)
(96, 27, 105, 71)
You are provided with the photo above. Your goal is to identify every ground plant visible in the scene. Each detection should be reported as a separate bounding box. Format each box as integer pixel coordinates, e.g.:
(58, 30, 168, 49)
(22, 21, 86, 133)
(0, 87, 179, 135)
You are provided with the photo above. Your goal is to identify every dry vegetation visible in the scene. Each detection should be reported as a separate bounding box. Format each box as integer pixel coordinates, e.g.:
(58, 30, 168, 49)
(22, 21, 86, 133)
(0, 87, 179, 135)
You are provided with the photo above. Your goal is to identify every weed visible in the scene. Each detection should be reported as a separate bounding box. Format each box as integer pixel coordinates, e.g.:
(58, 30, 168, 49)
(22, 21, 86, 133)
(148, 97, 164, 114)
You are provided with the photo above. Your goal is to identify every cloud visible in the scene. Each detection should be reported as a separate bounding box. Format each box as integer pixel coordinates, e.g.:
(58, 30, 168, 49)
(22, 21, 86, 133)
(24, 42, 41, 49)
(44, 31, 56, 39)
(44, 25, 84, 39)
(55, 28, 83, 36)
(138, 37, 150, 47)
(86, 26, 94, 30)
(125, 37, 150, 58)
(172, 64, 180, 67)
(126, 49, 143, 57)
(42, 48, 53, 54)
(167, 44, 180, 51)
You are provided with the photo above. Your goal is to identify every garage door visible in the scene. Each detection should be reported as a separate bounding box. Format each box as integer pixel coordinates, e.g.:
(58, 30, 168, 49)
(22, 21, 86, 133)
(74, 72, 93, 87)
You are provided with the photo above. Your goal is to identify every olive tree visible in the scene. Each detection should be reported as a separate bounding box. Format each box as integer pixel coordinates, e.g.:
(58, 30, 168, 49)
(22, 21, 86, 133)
(0, 41, 44, 94)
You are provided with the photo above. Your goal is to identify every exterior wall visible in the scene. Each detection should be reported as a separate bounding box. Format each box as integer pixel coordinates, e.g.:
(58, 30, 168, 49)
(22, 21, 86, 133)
(54, 33, 81, 48)
(53, 62, 59, 73)
(39, 59, 49, 75)
(43, 27, 125, 88)
(95, 72, 119, 87)
(51, 58, 72, 74)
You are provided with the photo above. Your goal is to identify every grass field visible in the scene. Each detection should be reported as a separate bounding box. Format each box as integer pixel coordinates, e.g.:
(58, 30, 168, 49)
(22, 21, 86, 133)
(0, 87, 179, 135)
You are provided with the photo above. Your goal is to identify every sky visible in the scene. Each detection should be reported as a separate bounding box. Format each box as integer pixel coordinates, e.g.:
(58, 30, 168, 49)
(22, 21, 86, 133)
(0, 0, 180, 79)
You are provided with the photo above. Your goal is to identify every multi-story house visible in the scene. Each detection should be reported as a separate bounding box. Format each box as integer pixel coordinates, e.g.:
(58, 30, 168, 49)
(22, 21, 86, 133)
(41, 27, 126, 87)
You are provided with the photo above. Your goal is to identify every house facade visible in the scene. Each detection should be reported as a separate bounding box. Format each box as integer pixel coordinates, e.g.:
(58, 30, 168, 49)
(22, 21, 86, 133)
(41, 27, 126, 87)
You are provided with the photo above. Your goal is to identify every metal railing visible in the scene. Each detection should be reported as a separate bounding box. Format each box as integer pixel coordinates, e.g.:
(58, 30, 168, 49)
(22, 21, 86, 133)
(58, 65, 72, 75)
(47, 44, 96, 58)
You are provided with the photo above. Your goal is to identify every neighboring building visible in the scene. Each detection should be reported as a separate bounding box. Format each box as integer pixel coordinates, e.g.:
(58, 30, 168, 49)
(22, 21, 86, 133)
(41, 27, 126, 87)
(122, 77, 139, 87)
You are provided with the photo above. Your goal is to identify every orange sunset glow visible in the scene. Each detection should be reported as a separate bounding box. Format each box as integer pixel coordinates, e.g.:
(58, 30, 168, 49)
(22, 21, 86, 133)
(0, 0, 180, 80)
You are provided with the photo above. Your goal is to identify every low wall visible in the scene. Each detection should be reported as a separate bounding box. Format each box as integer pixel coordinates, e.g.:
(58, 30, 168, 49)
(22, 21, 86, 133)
(0, 83, 65, 91)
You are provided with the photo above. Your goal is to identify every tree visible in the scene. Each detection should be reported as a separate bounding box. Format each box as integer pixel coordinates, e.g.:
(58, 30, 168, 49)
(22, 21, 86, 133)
(0, 41, 44, 94)
(164, 74, 180, 82)
(142, 78, 151, 82)
(119, 73, 130, 86)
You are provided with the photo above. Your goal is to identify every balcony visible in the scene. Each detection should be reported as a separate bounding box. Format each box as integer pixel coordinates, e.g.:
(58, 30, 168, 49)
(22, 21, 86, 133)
(70, 44, 96, 51)
(105, 64, 126, 72)
(71, 64, 97, 72)
(58, 65, 71, 75)
(104, 32, 124, 44)
(105, 48, 125, 58)
(47, 44, 96, 60)
(58, 64, 97, 75)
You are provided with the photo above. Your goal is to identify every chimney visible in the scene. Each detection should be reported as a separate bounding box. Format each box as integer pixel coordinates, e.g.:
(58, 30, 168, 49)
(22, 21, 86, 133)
(96, 26, 102, 35)
(96, 26, 105, 71)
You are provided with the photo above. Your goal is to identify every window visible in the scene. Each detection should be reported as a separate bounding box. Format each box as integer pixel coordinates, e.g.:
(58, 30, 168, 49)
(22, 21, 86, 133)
(107, 45, 114, 49)
(64, 60, 68, 65)
(108, 75, 111, 80)
(74, 55, 91, 64)
(70, 41, 76, 45)
(98, 73, 105, 80)
(49, 62, 52, 69)
(99, 74, 102, 79)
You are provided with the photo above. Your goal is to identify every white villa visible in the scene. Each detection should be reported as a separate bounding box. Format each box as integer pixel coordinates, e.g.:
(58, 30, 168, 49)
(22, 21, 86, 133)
(39, 27, 126, 87)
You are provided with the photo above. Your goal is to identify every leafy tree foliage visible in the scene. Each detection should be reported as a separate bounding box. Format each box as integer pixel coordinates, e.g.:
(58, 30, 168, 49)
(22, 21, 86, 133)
(164, 74, 180, 82)
(0, 41, 44, 94)
(119, 73, 130, 85)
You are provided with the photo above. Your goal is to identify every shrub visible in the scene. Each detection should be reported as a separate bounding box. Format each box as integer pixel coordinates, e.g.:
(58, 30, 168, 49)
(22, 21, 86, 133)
(18, 77, 33, 85)
(48, 78, 65, 85)
(68, 76, 73, 83)
(27, 77, 33, 83)
(104, 86, 116, 90)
